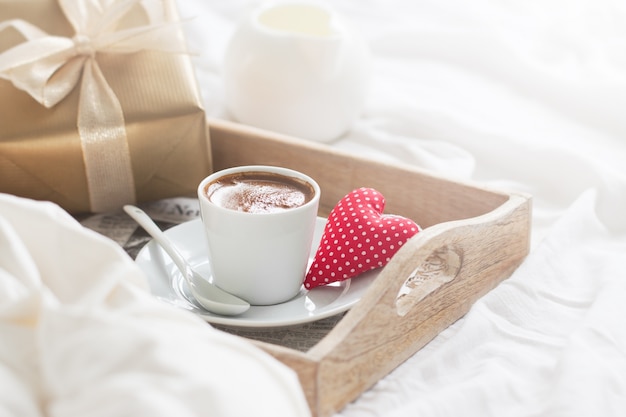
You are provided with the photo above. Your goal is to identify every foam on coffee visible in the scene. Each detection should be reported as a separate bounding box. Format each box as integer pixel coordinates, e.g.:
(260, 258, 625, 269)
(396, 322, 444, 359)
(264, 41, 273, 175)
(205, 171, 315, 214)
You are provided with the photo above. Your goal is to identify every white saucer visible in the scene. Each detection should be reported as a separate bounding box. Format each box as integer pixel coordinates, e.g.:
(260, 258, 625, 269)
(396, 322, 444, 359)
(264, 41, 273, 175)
(135, 217, 378, 328)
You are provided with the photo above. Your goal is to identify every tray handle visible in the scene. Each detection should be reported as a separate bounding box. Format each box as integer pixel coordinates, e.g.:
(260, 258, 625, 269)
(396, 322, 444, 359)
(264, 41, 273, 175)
(308, 192, 531, 416)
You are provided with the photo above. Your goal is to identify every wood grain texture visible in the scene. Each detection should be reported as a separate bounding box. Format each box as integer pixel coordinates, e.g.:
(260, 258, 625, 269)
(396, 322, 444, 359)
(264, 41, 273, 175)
(208, 119, 532, 417)
(208, 118, 509, 227)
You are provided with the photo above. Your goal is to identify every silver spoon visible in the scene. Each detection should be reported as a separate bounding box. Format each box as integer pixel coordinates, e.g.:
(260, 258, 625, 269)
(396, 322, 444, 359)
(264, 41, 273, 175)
(123, 205, 250, 316)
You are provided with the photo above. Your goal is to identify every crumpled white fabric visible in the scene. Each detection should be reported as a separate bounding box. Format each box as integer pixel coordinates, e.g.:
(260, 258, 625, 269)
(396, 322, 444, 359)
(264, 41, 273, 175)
(177, 1, 626, 416)
(0, 193, 310, 417)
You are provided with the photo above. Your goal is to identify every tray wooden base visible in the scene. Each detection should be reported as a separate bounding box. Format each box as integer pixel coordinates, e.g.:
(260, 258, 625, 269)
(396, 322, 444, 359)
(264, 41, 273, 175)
(208, 119, 531, 417)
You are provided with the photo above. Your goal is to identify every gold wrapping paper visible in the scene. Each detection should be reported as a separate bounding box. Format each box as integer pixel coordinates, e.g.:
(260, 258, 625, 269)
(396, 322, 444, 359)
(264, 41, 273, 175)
(0, 0, 212, 214)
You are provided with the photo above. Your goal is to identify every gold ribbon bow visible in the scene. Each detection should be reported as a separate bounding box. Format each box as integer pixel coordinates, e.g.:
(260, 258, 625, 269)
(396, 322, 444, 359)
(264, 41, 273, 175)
(0, 0, 187, 212)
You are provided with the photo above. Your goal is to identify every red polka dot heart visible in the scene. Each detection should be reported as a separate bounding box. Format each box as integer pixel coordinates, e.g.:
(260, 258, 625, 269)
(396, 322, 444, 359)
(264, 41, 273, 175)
(304, 188, 420, 289)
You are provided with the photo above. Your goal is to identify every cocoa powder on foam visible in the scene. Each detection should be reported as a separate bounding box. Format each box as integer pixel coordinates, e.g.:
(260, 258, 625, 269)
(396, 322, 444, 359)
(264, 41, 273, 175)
(205, 171, 315, 214)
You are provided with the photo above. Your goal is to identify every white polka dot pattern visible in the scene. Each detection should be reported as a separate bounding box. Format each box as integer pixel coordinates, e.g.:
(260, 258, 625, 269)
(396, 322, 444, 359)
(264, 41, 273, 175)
(304, 188, 420, 289)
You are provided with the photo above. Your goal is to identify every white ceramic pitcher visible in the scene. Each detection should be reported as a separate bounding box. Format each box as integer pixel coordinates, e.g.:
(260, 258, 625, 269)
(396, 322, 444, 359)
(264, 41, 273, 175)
(223, 1, 371, 142)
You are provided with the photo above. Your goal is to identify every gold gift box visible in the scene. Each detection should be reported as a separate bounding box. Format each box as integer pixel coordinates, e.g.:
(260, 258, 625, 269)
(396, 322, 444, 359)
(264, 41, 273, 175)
(0, 0, 212, 214)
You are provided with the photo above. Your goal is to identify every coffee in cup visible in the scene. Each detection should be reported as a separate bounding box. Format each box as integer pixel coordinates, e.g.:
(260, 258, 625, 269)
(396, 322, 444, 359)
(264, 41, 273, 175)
(203, 171, 315, 214)
(197, 166, 320, 306)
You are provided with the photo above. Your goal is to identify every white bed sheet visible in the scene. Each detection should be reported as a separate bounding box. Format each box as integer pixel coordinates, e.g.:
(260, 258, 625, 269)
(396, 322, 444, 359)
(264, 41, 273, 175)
(179, 1, 626, 416)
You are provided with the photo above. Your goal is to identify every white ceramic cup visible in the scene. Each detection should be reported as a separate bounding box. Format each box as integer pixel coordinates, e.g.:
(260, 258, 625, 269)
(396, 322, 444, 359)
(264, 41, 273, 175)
(197, 166, 320, 305)
(223, 1, 371, 142)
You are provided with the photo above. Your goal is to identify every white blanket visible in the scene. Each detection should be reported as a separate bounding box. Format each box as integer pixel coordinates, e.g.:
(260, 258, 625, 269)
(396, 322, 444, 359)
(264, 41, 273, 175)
(179, 1, 626, 416)
(0, 194, 310, 417)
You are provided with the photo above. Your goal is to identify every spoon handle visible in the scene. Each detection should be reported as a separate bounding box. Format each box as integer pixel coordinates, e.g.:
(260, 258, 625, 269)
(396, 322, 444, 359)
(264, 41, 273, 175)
(123, 205, 188, 275)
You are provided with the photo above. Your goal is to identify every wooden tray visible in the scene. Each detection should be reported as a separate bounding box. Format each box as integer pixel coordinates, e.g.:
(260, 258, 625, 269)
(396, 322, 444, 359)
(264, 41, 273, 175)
(208, 119, 532, 417)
